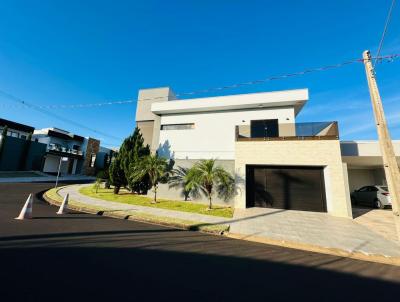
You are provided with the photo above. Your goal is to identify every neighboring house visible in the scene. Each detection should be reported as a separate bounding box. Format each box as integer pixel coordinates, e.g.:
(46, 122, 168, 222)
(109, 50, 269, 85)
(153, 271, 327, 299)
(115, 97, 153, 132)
(0, 118, 34, 139)
(95, 146, 115, 171)
(0, 118, 112, 176)
(0, 118, 46, 171)
(33, 127, 102, 176)
(135, 87, 400, 219)
(341, 140, 400, 192)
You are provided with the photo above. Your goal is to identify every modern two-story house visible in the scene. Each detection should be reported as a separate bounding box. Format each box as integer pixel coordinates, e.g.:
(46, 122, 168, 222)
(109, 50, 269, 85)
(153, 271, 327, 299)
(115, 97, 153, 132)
(0, 118, 34, 139)
(33, 127, 101, 176)
(135, 87, 362, 218)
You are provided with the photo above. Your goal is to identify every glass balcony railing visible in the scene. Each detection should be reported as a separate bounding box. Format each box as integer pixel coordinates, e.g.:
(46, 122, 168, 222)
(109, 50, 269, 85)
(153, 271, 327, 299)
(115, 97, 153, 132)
(236, 121, 339, 141)
(47, 144, 83, 156)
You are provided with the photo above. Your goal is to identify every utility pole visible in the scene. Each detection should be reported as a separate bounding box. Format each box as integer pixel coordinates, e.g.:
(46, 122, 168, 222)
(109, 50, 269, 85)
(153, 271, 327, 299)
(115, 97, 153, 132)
(363, 50, 400, 240)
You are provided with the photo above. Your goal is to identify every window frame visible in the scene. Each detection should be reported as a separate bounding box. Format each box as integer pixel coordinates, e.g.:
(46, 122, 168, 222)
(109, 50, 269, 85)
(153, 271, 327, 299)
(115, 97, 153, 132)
(160, 123, 195, 131)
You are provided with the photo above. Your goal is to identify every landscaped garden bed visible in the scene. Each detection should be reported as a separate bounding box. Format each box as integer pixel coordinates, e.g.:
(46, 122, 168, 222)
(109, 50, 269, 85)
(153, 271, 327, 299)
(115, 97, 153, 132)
(79, 185, 234, 218)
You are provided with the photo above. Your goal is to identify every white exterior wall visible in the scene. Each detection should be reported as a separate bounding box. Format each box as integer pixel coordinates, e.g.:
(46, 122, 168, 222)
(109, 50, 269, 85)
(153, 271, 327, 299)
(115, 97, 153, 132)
(347, 168, 387, 192)
(157, 107, 295, 160)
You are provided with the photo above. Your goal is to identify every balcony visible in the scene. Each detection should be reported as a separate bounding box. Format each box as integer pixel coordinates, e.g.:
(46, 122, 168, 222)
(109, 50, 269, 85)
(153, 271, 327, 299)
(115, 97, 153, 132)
(47, 144, 83, 156)
(236, 121, 339, 141)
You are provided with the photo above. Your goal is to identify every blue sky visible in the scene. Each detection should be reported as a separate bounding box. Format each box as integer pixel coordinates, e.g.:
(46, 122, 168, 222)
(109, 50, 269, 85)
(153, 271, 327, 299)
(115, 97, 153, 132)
(0, 0, 399, 147)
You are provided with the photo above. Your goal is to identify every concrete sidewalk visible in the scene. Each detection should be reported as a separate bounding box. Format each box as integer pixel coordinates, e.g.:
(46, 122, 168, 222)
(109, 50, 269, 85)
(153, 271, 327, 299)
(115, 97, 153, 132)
(0, 174, 95, 183)
(58, 184, 400, 260)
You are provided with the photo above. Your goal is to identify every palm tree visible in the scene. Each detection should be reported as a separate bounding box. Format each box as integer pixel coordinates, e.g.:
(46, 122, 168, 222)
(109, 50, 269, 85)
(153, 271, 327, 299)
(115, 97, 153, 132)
(168, 166, 192, 201)
(130, 154, 168, 203)
(185, 159, 234, 209)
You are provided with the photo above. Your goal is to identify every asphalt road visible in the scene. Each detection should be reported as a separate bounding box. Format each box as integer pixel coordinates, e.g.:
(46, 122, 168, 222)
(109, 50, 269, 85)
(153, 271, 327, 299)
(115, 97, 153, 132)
(0, 183, 399, 302)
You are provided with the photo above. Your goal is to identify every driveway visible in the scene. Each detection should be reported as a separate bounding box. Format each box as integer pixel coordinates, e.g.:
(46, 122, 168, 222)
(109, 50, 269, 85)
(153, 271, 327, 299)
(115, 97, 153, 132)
(229, 207, 400, 258)
(0, 183, 399, 301)
(353, 206, 398, 241)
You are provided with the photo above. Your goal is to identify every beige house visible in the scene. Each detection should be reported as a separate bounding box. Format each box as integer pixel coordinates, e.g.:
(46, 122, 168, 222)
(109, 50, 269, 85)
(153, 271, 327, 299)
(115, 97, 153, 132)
(135, 87, 399, 219)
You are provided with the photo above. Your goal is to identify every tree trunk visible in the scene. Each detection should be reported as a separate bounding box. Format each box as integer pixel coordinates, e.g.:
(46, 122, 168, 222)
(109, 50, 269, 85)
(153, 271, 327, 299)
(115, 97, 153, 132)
(113, 186, 120, 194)
(208, 194, 212, 210)
(105, 180, 110, 189)
(152, 185, 157, 204)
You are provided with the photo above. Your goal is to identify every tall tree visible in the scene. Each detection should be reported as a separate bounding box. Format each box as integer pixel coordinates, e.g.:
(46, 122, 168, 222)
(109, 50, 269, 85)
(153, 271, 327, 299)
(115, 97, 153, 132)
(109, 156, 125, 194)
(130, 154, 168, 203)
(118, 127, 151, 193)
(185, 159, 234, 209)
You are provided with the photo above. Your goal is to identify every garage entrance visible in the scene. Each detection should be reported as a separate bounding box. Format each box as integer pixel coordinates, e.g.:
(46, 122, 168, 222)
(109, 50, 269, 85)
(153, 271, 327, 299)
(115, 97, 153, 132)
(246, 165, 327, 212)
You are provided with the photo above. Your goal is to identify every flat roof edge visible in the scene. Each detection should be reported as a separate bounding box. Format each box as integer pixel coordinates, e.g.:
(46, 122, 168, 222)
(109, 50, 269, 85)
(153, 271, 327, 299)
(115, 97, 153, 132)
(151, 88, 308, 115)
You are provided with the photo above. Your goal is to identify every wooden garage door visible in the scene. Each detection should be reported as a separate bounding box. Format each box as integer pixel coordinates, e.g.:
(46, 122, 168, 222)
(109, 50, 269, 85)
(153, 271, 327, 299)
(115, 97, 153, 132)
(246, 166, 327, 212)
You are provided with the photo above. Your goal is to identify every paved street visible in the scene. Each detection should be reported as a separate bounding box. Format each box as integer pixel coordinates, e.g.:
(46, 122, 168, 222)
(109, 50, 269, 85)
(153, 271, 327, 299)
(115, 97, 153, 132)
(59, 184, 400, 258)
(1, 183, 399, 302)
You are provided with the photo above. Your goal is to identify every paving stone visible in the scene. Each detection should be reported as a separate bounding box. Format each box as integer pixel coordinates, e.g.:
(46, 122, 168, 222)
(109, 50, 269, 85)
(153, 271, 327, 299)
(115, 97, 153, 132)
(229, 207, 400, 257)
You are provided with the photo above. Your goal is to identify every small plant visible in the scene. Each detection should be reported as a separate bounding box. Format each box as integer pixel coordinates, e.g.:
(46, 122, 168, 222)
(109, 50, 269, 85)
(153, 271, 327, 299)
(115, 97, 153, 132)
(168, 166, 192, 201)
(185, 159, 234, 210)
(130, 154, 168, 203)
(94, 178, 102, 193)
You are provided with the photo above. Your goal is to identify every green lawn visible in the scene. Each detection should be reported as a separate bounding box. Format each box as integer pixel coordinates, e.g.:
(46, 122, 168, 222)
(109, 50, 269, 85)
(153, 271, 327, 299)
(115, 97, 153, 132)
(79, 185, 234, 218)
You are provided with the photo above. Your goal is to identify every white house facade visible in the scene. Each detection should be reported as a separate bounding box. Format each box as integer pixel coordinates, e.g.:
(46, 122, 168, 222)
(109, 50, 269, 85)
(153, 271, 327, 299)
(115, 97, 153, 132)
(33, 127, 106, 176)
(135, 87, 400, 219)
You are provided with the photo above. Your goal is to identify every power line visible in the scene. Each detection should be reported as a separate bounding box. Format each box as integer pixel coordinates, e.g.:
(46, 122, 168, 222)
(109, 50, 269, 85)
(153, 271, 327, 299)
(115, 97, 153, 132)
(0, 89, 124, 143)
(374, 0, 396, 67)
(0, 53, 398, 143)
(1, 53, 399, 111)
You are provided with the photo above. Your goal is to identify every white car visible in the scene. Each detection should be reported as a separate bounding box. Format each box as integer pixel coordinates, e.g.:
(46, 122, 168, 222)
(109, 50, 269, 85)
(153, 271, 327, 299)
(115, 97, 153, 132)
(351, 185, 391, 209)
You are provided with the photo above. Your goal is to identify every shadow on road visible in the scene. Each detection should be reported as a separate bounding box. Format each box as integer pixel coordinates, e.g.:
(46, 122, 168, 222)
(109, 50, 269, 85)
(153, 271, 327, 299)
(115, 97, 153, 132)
(1, 182, 400, 301)
(0, 242, 399, 301)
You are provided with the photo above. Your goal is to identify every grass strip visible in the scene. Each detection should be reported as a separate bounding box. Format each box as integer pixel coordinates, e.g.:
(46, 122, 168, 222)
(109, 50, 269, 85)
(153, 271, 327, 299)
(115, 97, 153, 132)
(43, 187, 230, 235)
(79, 185, 234, 218)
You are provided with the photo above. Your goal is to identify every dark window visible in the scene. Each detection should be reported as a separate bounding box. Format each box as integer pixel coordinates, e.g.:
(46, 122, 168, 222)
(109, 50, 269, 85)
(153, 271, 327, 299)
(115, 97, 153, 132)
(358, 186, 369, 192)
(161, 123, 194, 130)
(250, 119, 279, 138)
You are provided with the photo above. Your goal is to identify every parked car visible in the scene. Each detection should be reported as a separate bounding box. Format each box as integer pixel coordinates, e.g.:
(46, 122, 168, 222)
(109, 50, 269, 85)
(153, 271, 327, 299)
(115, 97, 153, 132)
(351, 185, 391, 209)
